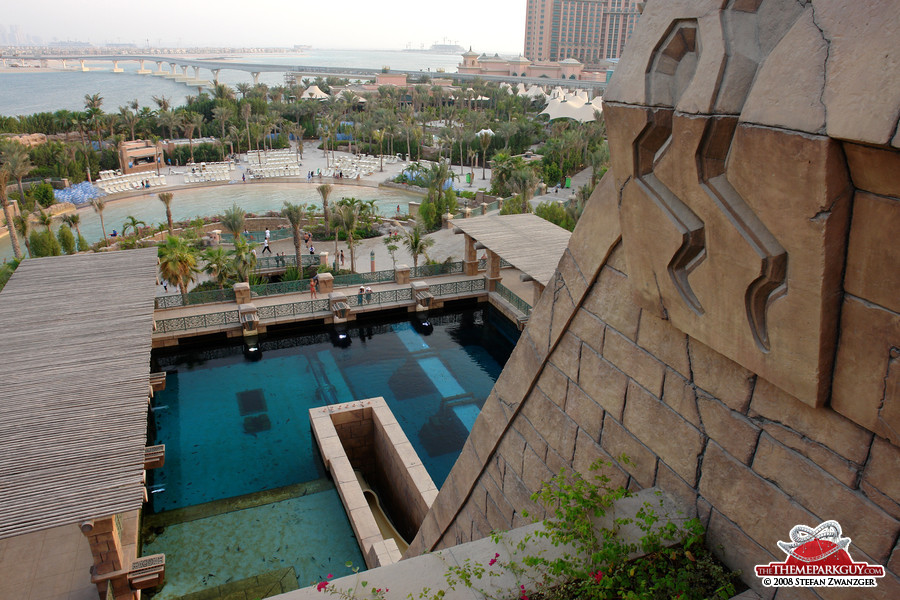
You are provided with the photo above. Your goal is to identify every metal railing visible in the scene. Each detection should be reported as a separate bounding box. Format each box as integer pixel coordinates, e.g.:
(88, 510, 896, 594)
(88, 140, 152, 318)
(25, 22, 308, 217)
(254, 254, 320, 271)
(411, 261, 464, 279)
(154, 310, 240, 333)
(250, 278, 312, 297)
(257, 299, 331, 320)
(431, 278, 487, 297)
(495, 282, 532, 316)
(346, 287, 413, 307)
(476, 257, 513, 271)
(155, 288, 236, 309)
(333, 269, 396, 287)
(485, 200, 500, 212)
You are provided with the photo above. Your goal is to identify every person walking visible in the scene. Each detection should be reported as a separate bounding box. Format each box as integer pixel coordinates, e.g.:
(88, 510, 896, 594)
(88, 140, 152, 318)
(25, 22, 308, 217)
(265, 228, 271, 241)
(340, 250, 345, 267)
(262, 238, 272, 254)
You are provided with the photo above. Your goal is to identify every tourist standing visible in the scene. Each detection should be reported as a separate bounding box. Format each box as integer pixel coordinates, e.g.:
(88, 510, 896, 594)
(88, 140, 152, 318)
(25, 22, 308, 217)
(340, 250, 345, 267)
(365, 286, 373, 303)
(310, 278, 317, 299)
(358, 286, 365, 304)
(265, 228, 271, 241)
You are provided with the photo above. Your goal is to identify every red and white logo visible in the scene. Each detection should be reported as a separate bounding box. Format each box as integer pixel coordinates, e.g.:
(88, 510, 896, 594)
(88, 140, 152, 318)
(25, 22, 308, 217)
(755, 520, 885, 588)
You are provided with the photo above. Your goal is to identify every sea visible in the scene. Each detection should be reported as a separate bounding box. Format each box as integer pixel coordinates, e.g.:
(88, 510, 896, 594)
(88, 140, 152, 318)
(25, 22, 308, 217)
(0, 49, 463, 116)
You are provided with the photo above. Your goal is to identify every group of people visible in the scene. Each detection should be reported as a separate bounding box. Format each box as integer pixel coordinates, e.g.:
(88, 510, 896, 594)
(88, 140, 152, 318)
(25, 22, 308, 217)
(358, 286, 374, 304)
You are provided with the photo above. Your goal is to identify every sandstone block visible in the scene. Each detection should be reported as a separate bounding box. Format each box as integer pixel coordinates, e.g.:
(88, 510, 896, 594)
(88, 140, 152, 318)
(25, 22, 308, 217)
(860, 480, 900, 521)
(752, 434, 899, 562)
(578, 345, 628, 420)
(537, 363, 570, 411)
(556, 249, 588, 305)
(522, 446, 554, 497)
(816, 0, 900, 146)
(844, 192, 900, 313)
(547, 332, 581, 385)
(688, 338, 754, 412)
(564, 382, 603, 442)
(618, 111, 850, 407)
(469, 392, 507, 463)
(600, 414, 657, 488)
(637, 312, 690, 378)
(566, 171, 622, 288)
(623, 381, 705, 485)
(706, 509, 776, 600)
(603, 329, 665, 397)
(512, 416, 548, 465)
(497, 427, 528, 478)
(759, 422, 860, 488)
(605, 241, 627, 273)
(661, 369, 701, 428)
(740, 5, 826, 133)
(502, 468, 541, 519)
(863, 437, 900, 507)
(654, 462, 698, 518)
(547, 279, 578, 351)
(843, 143, 900, 199)
(493, 331, 543, 413)
(699, 442, 817, 554)
(831, 296, 900, 443)
(573, 428, 629, 491)
(521, 388, 578, 463)
(750, 376, 872, 464)
(569, 309, 606, 356)
(697, 393, 760, 465)
(582, 265, 642, 341)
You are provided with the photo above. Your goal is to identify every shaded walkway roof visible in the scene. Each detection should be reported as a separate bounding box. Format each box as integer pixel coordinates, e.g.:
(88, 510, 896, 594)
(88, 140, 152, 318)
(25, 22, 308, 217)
(452, 214, 571, 286)
(0, 248, 158, 539)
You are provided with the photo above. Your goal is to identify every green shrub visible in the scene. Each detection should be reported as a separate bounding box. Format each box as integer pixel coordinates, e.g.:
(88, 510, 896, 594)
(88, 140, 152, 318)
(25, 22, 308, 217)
(76, 234, 89, 252)
(57, 225, 77, 254)
(29, 230, 61, 257)
(31, 183, 56, 208)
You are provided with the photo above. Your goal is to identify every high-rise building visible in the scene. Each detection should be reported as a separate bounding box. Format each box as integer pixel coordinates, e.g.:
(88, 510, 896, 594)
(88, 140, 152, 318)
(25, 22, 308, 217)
(524, 0, 642, 66)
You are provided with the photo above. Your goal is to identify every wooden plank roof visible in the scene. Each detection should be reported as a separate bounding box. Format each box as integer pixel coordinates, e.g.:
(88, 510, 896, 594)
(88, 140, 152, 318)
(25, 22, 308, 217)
(452, 214, 571, 286)
(0, 248, 158, 539)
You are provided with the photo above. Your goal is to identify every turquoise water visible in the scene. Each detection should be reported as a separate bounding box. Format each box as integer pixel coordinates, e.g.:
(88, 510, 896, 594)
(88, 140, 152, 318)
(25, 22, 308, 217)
(149, 307, 519, 512)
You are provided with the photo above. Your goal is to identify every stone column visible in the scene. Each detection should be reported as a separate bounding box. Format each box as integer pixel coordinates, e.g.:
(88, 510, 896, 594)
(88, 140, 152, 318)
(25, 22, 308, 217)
(252, 72, 260, 85)
(317, 272, 334, 294)
(486, 250, 501, 292)
(395, 264, 410, 285)
(442, 212, 454, 229)
(481, 202, 488, 215)
(463, 235, 479, 276)
(212, 69, 220, 84)
(319, 251, 329, 267)
(233, 282, 251, 304)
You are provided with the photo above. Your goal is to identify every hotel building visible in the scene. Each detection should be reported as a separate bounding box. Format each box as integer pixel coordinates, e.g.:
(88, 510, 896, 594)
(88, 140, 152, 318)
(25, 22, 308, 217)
(524, 0, 642, 66)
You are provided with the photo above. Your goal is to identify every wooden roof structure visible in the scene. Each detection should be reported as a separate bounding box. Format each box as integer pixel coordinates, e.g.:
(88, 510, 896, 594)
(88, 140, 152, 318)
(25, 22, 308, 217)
(452, 214, 572, 286)
(0, 248, 158, 539)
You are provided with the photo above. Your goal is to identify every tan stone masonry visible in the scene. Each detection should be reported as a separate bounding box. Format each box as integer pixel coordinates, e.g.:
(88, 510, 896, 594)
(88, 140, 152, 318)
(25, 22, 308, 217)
(407, 2, 900, 598)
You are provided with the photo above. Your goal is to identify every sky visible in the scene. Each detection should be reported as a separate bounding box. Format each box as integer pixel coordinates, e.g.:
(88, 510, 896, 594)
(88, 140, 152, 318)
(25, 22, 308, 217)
(2, 0, 527, 54)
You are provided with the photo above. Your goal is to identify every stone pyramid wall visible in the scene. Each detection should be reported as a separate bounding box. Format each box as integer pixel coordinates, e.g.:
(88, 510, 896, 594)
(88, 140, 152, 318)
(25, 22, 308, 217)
(406, 1, 900, 597)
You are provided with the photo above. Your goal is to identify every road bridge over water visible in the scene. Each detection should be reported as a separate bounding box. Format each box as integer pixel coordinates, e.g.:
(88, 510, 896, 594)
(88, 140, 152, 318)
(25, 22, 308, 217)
(2, 54, 607, 92)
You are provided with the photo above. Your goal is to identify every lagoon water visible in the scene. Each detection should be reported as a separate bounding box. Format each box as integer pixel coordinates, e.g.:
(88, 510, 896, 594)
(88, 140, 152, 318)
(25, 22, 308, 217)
(0, 49, 462, 115)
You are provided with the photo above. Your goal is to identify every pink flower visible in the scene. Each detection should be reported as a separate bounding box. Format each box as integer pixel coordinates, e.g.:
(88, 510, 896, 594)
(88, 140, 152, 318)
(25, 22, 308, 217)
(520, 584, 529, 600)
(488, 552, 499, 566)
(327, 574, 333, 579)
(316, 581, 328, 592)
(591, 570, 604, 583)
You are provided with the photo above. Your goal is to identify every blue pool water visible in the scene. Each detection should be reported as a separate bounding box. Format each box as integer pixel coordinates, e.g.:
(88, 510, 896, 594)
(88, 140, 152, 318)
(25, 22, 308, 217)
(149, 306, 519, 513)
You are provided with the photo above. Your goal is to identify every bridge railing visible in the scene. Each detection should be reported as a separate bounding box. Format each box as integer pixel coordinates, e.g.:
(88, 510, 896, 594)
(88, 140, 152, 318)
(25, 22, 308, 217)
(495, 282, 532, 317)
(154, 310, 240, 334)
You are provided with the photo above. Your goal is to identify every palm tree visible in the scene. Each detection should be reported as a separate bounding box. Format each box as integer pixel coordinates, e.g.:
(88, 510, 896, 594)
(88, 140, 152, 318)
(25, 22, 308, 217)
(317, 183, 333, 236)
(13, 215, 32, 258)
(202, 246, 232, 289)
(158, 236, 200, 300)
(158, 192, 175, 235)
(235, 83, 253, 100)
(212, 105, 233, 160)
(152, 95, 172, 112)
(332, 200, 361, 273)
(219, 203, 246, 239)
(37, 209, 53, 232)
(0, 170, 22, 259)
(91, 197, 108, 244)
(1, 142, 34, 205)
(241, 103, 253, 156)
(61, 212, 85, 250)
(230, 235, 257, 282)
(282, 201, 307, 265)
(402, 219, 435, 270)
(477, 129, 494, 180)
(122, 215, 147, 237)
(119, 107, 139, 141)
(157, 110, 178, 140)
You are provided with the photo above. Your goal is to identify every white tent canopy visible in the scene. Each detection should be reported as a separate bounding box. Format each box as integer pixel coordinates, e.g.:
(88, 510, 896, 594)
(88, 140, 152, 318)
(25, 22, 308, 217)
(540, 96, 601, 123)
(301, 85, 329, 100)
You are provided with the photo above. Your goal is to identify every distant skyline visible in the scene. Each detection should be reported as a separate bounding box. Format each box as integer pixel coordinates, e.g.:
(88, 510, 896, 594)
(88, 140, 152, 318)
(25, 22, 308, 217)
(1, 1, 526, 54)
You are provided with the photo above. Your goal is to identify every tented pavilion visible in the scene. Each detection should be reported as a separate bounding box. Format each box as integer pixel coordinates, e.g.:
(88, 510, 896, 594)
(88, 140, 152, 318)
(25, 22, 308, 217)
(0, 249, 166, 600)
(452, 214, 572, 306)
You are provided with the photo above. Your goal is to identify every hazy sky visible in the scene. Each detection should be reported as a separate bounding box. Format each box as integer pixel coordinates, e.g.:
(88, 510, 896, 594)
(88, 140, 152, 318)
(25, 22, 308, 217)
(3, 0, 526, 53)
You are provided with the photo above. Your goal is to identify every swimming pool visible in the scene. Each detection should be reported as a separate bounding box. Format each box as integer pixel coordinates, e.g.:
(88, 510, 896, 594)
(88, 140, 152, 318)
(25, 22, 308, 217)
(144, 305, 518, 598)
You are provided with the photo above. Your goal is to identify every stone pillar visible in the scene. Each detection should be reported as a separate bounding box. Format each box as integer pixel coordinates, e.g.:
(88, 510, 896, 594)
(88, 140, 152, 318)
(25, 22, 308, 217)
(181, 65, 188, 76)
(112, 60, 123, 73)
(233, 282, 251, 304)
(80, 59, 88, 72)
(61, 59, 67, 69)
(464, 207, 472, 218)
(319, 251, 329, 266)
(317, 272, 334, 294)
(212, 69, 220, 84)
(155, 61, 164, 74)
(193, 66, 201, 79)
(395, 264, 410, 285)
(481, 202, 488, 215)
(463, 234, 479, 276)
(169, 62, 177, 75)
(252, 72, 260, 85)
(486, 250, 501, 292)
(442, 212, 454, 229)
(81, 516, 124, 576)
